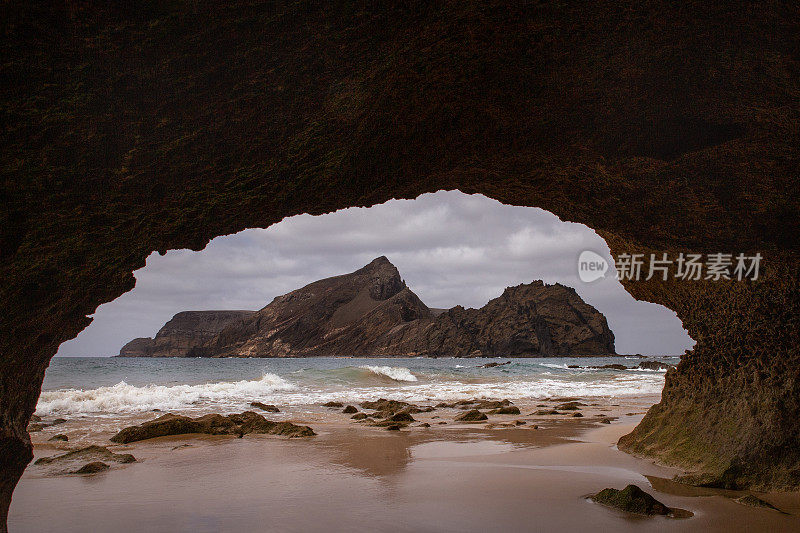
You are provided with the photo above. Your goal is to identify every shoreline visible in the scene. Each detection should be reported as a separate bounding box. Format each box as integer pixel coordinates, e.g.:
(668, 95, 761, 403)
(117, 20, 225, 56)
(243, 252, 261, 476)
(13, 394, 800, 532)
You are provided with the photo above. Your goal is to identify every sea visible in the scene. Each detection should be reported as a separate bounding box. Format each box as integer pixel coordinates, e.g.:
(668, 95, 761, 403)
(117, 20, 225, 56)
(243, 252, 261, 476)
(37, 356, 676, 418)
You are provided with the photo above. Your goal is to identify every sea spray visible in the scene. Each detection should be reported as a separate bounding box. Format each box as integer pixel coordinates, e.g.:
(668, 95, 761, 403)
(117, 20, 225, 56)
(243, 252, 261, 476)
(36, 373, 295, 416)
(358, 365, 418, 382)
(37, 357, 671, 417)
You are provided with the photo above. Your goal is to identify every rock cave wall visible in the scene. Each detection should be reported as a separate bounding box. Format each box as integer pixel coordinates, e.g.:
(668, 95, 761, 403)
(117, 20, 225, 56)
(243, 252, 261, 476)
(1, 1, 798, 528)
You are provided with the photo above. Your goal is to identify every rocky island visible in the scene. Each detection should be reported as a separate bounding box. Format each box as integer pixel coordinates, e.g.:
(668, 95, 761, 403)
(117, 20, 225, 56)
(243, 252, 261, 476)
(119, 257, 615, 358)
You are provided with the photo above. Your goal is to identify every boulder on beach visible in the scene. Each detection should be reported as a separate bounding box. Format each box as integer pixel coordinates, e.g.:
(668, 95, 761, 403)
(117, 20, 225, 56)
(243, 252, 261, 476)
(534, 409, 561, 415)
(472, 399, 512, 410)
(591, 485, 691, 518)
(35, 445, 136, 466)
(109, 412, 315, 443)
(374, 410, 416, 426)
(489, 406, 521, 415)
(734, 495, 782, 512)
(74, 462, 110, 474)
(250, 402, 280, 413)
(35, 445, 136, 475)
(590, 364, 628, 370)
(342, 405, 358, 414)
(322, 401, 343, 408)
(389, 411, 415, 422)
(361, 398, 411, 412)
(48, 434, 68, 442)
(572, 412, 583, 417)
(455, 409, 488, 422)
(351, 413, 368, 420)
(555, 401, 585, 410)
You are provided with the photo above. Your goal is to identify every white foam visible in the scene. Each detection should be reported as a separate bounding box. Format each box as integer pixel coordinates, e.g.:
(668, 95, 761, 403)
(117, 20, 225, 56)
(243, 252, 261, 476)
(36, 373, 295, 416)
(36, 364, 665, 417)
(358, 365, 418, 382)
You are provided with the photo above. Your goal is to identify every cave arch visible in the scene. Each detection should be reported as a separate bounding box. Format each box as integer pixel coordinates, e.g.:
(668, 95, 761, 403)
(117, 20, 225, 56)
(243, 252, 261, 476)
(1, 1, 798, 529)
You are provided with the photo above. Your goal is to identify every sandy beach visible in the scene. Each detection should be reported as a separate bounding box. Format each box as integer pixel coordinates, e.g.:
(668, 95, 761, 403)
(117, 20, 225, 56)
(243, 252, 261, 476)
(10, 394, 800, 532)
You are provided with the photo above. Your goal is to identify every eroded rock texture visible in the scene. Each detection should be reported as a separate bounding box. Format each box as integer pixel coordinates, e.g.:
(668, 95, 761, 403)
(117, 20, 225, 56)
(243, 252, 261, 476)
(121, 256, 614, 357)
(1, 0, 798, 527)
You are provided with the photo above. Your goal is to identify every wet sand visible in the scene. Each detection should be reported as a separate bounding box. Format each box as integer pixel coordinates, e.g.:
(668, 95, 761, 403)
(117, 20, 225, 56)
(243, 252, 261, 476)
(10, 397, 800, 532)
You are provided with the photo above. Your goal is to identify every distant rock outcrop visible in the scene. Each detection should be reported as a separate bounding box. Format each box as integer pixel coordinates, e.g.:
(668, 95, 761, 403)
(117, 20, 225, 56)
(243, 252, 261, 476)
(118, 310, 255, 357)
(119, 257, 615, 357)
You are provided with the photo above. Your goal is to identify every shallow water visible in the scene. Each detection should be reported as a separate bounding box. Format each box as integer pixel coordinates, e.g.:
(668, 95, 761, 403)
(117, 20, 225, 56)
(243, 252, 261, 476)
(39, 356, 675, 417)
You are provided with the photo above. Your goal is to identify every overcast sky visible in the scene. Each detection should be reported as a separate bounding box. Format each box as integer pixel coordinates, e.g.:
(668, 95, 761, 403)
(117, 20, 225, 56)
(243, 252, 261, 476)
(57, 191, 693, 357)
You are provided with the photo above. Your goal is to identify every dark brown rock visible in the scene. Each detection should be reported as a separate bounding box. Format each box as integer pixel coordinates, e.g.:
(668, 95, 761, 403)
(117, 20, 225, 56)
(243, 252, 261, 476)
(734, 495, 782, 512)
(34, 446, 136, 477)
(591, 485, 683, 517)
(250, 402, 280, 413)
(360, 399, 412, 413)
(48, 434, 68, 442)
(73, 462, 110, 475)
(489, 406, 521, 415)
(534, 410, 561, 415)
(470, 400, 512, 410)
(388, 412, 415, 423)
(454, 410, 488, 422)
(480, 361, 511, 368)
(572, 412, 583, 418)
(351, 413, 368, 420)
(555, 402, 586, 410)
(109, 412, 314, 443)
(342, 405, 358, 414)
(590, 364, 628, 370)
(322, 402, 343, 408)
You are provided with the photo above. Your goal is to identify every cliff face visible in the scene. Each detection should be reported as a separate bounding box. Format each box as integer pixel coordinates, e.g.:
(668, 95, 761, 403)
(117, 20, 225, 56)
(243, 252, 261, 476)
(120, 257, 615, 358)
(118, 311, 255, 357)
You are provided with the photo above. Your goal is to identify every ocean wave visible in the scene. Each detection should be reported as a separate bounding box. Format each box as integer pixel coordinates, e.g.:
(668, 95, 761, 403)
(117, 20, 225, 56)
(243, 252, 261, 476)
(36, 373, 296, 416)
(358, 365, 418, 382)
(263, 375, 666, 405)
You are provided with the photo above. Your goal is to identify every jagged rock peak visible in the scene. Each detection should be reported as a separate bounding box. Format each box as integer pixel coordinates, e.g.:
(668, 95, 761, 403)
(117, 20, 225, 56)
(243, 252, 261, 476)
(355, 256, 406, 300)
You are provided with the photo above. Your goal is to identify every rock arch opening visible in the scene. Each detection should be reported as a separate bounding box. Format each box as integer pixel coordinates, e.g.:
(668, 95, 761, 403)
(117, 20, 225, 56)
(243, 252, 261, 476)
(2, 0, 798, 528)
(57, 191, 693, 360)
